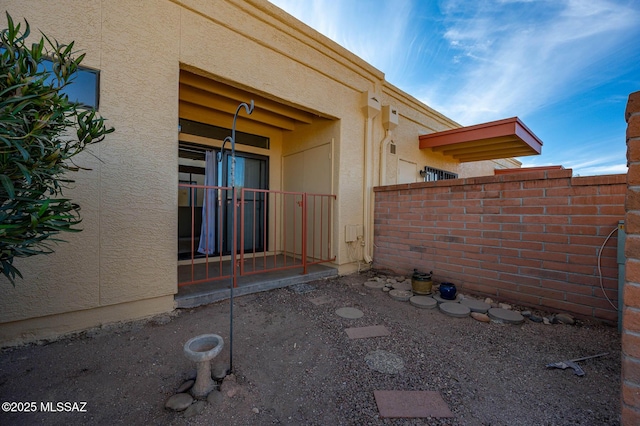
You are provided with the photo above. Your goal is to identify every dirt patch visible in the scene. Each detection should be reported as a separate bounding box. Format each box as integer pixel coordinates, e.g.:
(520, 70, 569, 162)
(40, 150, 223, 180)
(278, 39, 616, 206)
(0, 272, 621, 425)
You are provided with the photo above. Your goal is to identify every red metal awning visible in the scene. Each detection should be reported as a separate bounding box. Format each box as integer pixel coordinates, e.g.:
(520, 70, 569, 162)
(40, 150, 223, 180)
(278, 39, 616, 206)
(419, 117, 543, 162)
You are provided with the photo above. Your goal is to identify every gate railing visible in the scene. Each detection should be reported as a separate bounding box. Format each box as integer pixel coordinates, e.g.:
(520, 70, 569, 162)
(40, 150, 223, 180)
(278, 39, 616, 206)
(178, 184, 336, 288)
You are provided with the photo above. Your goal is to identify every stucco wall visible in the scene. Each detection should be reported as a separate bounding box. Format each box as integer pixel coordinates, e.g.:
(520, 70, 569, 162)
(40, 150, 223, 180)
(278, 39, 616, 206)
(1, 0, 520, 344)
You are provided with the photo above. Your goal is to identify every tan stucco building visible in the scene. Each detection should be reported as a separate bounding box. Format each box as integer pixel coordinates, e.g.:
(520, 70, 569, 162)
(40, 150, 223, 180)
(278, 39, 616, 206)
(0, 0, 537, 346)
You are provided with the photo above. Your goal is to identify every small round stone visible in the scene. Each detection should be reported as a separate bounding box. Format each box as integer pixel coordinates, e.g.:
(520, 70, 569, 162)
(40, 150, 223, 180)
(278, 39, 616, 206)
(556, 313, 575, 325)
(165, 393, 193, 411)
(488, 308, 525, 324)
(410, 296, 438, 309)
(364, 280, 386, 289)
(335, 307, 364, 319)
(439, 302, 471, 318)
(176, 379, 194, 394)
(471, 312, 491, 323)
(184, 400, 206, 418)
(389, 289, 413, 301)
(460, 298, 491, 313)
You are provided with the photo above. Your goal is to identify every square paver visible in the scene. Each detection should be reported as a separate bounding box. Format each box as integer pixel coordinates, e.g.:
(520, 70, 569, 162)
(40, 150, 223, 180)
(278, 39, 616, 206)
(345, 325, 390, 339)
(373, 390, 453, 418)
(308, 296, 333, 306)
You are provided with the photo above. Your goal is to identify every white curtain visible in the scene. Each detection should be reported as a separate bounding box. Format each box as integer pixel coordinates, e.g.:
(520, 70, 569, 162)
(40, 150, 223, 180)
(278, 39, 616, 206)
(198, 151, 216, 255)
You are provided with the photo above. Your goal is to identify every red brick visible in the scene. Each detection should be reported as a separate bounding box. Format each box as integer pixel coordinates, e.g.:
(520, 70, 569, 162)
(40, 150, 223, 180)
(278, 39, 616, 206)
(541, 279, 593, 295)
(523, 179, 569, 189)
(624, 308, 640, 333)
(627, 212, 640, 234)
(539, 298, 594, 317)
(547, 169, 574, 179)
(623, 331, 640, 359)
(627, 236, 640, 261)
(523, 196, 569, 206)
(499, 206, 544, 215)
(628, 114, 640, 139)
(627, 91, 640, 120)
(497, 289, 541, 307)
(624, 282, 640, 307)
(600, 205, 625, 216)
(629, 139, 640, 163)
(483, 181, 521, 191)
(520, 267, 567, 281)
(623, 355, 640, 386)
(502, 256, 541, 268)
(566, 293, 617, 311)
(627, 167, 640, 186)
(502, 223, 544, 233)
(627, 187, 640, 211)
(593, 308, 618, 323)
(574, 174, 626, 186)
(621, 402, 640, 426)
(501, 189, 544, 199)
(545, 205, 598, 215)
(518, 282, 564, 299)
(623, 381, 640, 408)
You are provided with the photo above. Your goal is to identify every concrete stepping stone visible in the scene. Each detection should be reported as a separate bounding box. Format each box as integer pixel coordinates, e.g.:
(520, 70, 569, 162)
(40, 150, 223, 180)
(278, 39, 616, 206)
(439, 302, 471, 318)
(165, 393, 193, 411)
(335, 307, 364, 319)
(389, 289, 413, 302)
(488, 308, 525, 324)
(373, 390, 454, 418)
(460, 298, 490, 313)
(309, 295, 333, 306)
(365, 350, 404, 374)
(391, 281, 412, 291)
(345, 325, 390, 339)
(364, 280, 386, 289)
(409, 296, 437, 309)
(433, 292, 459, 304)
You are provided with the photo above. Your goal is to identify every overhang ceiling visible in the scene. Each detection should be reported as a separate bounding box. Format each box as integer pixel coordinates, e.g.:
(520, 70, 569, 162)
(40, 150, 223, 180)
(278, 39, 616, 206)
(418, 117, 543, 162)
(179, 70, 320, 131)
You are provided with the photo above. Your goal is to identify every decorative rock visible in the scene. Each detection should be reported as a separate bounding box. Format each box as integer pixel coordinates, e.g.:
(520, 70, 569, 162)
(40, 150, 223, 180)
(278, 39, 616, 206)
(221, 374, 240, 398)
(498, 303, 512, 310)
(382, 286, 391, 292)
(439, 302, 471, 318)
(543, 317, 551, 325)
(487, 308, 524, 325)
(460, 298, 491, 313)
(335, 307, 364, 319)
(556, 313, 575, 325)
(364, 280, 386, 289)
(365, 350, 404, 374)
(521, 310, 532, 318)
(484, 297, 494, 305)
(252, 407, 260, 414)
(529, 314, 543, 323)
(410, 296, 438, 309)
(389, 289, 413, 302)
(207, 389, 223, 405)
(176, 379, 195, 394)
(471, 312, 491, 323)
(165, 393, 194, 411)
(184, 400, 206, 418)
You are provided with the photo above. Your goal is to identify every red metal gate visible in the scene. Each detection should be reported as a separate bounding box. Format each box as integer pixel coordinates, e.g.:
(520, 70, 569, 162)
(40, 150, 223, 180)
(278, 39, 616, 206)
(178, 184, 336, 288)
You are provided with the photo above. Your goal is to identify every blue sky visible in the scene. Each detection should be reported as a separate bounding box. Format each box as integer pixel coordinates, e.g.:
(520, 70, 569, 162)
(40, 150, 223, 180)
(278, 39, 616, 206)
(268, 0, 640, 176)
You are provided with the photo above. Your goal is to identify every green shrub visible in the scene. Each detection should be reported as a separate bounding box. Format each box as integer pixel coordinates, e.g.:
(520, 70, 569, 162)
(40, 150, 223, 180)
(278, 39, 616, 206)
(0, 13, 114, 285)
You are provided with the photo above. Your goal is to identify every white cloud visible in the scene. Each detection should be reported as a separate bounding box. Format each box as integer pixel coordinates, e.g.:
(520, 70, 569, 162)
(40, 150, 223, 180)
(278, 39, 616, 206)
(421, 0, 640, 124)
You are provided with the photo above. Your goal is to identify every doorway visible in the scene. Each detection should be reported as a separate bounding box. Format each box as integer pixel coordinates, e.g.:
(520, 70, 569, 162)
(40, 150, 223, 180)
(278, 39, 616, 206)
(178, 142, 268, 260)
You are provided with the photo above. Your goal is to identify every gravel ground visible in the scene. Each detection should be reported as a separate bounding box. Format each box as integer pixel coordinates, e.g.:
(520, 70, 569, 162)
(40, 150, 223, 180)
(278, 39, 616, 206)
(0, 271, 621, 425)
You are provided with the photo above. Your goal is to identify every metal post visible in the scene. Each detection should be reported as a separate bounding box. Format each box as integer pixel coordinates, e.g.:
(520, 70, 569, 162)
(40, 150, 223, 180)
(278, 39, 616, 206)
(217, 100, 254, 374)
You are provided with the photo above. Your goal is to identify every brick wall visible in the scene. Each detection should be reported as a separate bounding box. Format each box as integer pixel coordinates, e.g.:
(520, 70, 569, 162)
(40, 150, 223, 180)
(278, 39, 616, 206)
(623, 90, 640, 425)
(373, 169, 625, 323)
